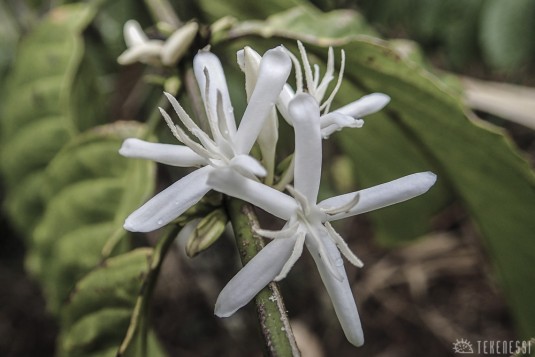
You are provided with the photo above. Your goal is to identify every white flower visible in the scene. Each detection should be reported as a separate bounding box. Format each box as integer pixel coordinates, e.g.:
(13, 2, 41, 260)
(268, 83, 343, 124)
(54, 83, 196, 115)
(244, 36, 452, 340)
(243, 41, 391, 138)
(206, 93, 437, 347)
(119, 47, 291, 232)
(118, 20, 199, 66)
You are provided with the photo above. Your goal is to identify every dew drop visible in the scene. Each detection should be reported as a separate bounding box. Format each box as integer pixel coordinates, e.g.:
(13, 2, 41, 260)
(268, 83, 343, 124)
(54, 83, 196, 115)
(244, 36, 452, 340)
(157, 219, 163, 225)
(335, 258, 344, 267)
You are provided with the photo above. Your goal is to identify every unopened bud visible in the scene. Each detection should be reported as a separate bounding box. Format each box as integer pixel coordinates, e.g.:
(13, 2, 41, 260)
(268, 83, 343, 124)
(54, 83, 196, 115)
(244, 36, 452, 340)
(161, 22, 199, 66)
(185, 208, 228, 257)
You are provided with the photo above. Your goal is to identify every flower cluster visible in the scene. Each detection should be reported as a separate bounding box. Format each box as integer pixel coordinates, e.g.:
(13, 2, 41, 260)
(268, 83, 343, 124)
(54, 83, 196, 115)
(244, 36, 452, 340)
(119, 38, 437, 347)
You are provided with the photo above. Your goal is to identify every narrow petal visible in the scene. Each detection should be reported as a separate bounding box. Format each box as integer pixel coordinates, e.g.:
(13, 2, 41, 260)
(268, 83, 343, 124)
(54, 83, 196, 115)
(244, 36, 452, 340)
(229, 154, 267, 177)
(335, 93, 390, 118)
(257, 108, 279, 184)
(237, 46, 262, 99)
(276, 84, 296, 125)
(117, 41, 164, 65)
(320, 112, 364, 138)
(215, 236, 296, 317)
(274, 231, 306, 281)
(193, 50, 237, 137)
(289, 93, 322, 202)
(207, 168, 297, 220)
(234, 46, 291, 154)
(319, 172, 437, 221)
(161, 22, 199, 66)
(124, 166, 212, 232)
(123, 20, 149, 47)
(305, 232, 365, 346)
(119, 138, 207, 167)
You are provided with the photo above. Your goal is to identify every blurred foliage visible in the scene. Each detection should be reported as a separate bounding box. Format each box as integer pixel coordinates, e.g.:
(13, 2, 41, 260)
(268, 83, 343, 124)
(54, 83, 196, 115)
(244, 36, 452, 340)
(1, 0, 534, 355)
(356, 0, 535, 74)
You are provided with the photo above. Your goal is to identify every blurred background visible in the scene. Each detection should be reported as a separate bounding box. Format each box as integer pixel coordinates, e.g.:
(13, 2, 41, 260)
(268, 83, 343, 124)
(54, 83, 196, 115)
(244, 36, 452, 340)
(1, 0, 534, 356)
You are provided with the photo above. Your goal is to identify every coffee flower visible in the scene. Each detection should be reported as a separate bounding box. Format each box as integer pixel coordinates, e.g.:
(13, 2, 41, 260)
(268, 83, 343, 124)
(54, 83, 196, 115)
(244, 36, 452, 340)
(118, 20, 199, 66)
(280, 41, 391, 138)
(207, 94, 437, 346)
(119, 47, 291, 232)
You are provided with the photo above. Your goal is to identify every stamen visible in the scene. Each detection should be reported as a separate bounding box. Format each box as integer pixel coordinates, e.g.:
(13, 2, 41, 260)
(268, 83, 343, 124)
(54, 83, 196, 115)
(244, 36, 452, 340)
(284, 48, 303, 93)
(190, 128, 224, 159)
(202, 68, 223, 141)
(316, 46, 335, 102)
(286, 185, 311, 215)
(322, 192, 360, 215)
(274, 231, 306, 281)
(325, 222, 364, 268)
(273, 155, 295, 191)
(159, 108, 212, 159)
(297, 41, 315, 97)
(254, 223, 298, 239)
(313, 64, 321, 88)
(320, 49, 345, 114)
(215, 91, 234, 144)
(164, 92, 203, 136)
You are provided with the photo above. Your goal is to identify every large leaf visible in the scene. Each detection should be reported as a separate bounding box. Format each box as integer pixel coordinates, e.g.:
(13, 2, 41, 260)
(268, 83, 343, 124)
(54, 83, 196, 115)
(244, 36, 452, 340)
(59, 248, 166, 357)
(198, 0, 305, 22)
(0, 3, 104, 235)
(28, 122, 156, 314)
(218, 5, 535, 336)
(480, 0, 535, 70)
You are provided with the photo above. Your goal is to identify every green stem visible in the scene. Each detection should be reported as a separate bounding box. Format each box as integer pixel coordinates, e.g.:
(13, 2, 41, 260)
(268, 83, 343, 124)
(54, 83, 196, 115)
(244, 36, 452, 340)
(225, 197, 300, 357)
(118, 225, 180, 356)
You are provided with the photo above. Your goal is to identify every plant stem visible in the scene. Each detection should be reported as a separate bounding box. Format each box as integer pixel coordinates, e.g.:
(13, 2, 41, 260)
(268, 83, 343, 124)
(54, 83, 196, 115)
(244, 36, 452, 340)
(225, 197, 300, 357)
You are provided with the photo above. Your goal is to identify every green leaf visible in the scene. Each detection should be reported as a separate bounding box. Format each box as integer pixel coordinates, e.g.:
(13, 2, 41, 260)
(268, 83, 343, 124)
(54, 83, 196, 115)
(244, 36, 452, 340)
(220, 5, 535, 336)
(0, 3, 104, 234)
(117, 226, 179, 357)
(198, 0, 306, 22)
(28, 122, 156, 314)
(480, 0, 535, 70)
(59, 248, 165, 357)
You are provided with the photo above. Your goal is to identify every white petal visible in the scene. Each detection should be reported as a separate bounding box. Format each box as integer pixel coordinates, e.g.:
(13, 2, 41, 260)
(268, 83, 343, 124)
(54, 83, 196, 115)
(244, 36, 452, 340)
(215, 236, 296, 317)
(320, 112, 364, 138)
(193, 50, 237, 137)
(117, 40, 164, 65)
(229, 154, 267, 177)
(123, 20, 149, 47)
(206, 168, 297, 220)
(305, 231, 364, 347)
(257, 108, 279, 184)
(237, 46, 262, 99)
(124, 166, 212, 232)
(335, 93, 390, 118)
(274, 231, 306, 281)
(289, 93, 322, 203)
(119, 138, 207, 167)
(319, 172, 437, 221)
(234, 46, 291, 154)
(276, 84, 296, 125)
(161, 22, 199, 66)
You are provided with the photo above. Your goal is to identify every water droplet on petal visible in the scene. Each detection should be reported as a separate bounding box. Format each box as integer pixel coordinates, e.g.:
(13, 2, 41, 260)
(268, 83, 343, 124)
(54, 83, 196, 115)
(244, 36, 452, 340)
(157, 219, 163, 225)
(335, 258, 344, 267)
